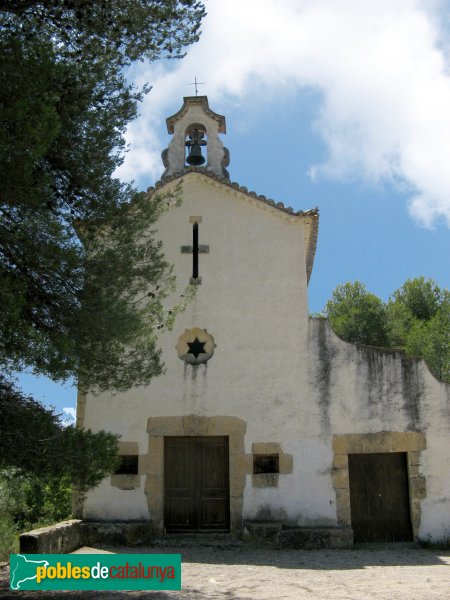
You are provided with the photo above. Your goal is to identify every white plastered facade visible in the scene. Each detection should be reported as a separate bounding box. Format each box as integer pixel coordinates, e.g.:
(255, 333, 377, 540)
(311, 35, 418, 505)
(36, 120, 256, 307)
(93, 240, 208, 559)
(79, 98, 450, 542)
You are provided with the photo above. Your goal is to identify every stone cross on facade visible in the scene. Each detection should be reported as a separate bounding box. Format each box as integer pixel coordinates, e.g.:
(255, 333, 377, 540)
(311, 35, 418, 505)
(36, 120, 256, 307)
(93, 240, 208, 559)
(181, 216, 209, 284)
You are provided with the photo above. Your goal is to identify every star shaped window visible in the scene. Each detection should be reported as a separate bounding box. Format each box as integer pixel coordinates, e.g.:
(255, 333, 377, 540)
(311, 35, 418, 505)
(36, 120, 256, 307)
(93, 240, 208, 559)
(187, 337, 206, 358)
(176, 328, 216, 365)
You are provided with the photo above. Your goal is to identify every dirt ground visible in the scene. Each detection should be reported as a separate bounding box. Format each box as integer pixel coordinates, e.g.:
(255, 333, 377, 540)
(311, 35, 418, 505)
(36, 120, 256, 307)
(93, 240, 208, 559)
(1, 543, 449, 599)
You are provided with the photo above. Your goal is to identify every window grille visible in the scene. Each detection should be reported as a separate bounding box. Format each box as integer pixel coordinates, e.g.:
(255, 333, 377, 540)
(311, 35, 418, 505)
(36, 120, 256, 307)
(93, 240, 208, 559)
(253, 454, 279, 474)
(115, 455, 138, 475)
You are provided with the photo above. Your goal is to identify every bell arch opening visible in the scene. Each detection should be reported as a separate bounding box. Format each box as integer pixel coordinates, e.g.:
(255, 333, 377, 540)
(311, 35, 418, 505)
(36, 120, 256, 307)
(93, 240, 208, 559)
(185, 123, 207, 166)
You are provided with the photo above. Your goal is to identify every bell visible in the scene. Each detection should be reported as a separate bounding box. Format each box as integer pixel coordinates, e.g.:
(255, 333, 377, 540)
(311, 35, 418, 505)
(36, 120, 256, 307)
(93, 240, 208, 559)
(186, 129, 206, 166)
(186, 143, 205, 166)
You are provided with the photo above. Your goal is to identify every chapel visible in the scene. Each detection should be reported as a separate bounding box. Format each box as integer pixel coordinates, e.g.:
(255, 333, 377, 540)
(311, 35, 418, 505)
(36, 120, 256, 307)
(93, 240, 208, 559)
(76, 96, 450, 545)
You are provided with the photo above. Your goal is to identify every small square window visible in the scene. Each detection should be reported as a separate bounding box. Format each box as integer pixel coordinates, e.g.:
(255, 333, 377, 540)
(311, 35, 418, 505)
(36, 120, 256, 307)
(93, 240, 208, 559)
(253, 454, 279, 475)
(115, 455, 138, 475)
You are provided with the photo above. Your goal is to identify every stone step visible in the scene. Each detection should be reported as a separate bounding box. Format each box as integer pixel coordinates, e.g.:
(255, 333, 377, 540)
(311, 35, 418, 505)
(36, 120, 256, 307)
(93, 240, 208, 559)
(243, 521, 353, 549)
(153, 534, 245, 549)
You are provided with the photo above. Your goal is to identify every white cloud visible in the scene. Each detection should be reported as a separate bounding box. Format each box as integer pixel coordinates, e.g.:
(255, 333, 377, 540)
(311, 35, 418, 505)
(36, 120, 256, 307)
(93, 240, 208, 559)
(62, 407, 76, 426)
(116, 0, 450, 227)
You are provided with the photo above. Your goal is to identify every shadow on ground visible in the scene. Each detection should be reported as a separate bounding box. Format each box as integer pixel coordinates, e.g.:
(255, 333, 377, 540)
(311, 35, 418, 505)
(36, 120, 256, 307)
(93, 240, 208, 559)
(1, 544, 448, 599)
(77, 541, 449, 568)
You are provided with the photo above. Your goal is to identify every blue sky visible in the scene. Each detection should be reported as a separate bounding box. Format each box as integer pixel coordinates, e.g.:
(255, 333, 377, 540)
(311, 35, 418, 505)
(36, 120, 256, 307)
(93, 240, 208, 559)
(17, 0, 450, 418)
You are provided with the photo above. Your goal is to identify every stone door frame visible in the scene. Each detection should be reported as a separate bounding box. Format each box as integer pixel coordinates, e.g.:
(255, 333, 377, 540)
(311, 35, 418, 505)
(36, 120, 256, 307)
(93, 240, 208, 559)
(331, 431, 426, 540)
(145, 415, 249, 534)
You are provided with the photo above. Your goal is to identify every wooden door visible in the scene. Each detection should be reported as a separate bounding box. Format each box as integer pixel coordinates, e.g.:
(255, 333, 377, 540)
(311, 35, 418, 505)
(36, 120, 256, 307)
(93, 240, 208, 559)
(164, 436, 230, 532)
(349, 452, 412, 543)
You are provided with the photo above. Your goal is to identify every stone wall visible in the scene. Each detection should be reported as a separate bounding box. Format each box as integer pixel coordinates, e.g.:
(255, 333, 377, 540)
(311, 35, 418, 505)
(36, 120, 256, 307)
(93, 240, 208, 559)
(19, 521, 155, 554)
(308, 317, 450, 540)
(19, 520, 83, 554)
(20, 520, 352, 552)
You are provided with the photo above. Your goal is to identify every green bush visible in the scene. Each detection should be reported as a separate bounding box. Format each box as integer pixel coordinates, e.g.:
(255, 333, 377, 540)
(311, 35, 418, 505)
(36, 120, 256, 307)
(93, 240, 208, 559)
(0, 379, 120, 563)
(0, 514, 18, 562)
(0, 469, 72, 561)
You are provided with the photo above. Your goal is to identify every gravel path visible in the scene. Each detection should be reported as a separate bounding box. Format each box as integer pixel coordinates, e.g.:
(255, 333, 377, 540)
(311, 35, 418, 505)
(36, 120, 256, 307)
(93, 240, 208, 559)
(1, 544, 449, 599)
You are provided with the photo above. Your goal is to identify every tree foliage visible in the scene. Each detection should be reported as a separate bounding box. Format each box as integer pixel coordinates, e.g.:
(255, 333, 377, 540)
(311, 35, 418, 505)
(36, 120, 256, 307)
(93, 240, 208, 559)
(0, 1, 203, 390)
(0, 0, 205, 67)
(324, 281, 389, 346)
(386, 277, 450, 382)
(0, 2, 204, 543)
(0, 376, 119, 490)
(0, 376, 114, 556)
(324, 278, 449, 383)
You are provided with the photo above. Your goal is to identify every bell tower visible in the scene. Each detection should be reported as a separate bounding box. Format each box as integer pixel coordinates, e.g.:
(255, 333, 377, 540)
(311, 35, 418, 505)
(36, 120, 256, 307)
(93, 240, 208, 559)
(161, 96, 230, 180)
